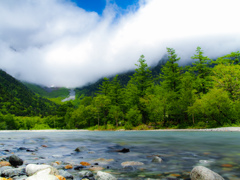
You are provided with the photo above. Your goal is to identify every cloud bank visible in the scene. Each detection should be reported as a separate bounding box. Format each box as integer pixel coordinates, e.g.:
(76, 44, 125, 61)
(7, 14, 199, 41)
(0, 0, 240, 87)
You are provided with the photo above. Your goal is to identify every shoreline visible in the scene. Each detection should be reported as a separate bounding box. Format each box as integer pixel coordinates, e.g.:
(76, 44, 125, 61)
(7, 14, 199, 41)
(0, 127, 240, 132)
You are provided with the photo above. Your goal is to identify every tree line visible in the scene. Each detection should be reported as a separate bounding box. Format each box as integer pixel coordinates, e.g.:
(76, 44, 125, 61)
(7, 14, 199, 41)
(64, 47, 240, 130)
(1, 47, 240, 130)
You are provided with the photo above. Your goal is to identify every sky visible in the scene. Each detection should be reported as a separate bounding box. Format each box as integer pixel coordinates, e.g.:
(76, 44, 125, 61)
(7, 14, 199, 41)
(0, 0, 240, 88)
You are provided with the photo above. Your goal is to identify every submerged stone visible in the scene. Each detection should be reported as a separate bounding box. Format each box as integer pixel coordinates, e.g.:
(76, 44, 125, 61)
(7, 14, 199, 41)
(95, 171, 117, 180)
(121, 161, 144, 167)
(152, 156, 163, 163)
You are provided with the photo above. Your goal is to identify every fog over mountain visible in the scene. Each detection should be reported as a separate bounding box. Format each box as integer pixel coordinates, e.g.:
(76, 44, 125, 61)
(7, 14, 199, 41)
(0, 0, 239, 87)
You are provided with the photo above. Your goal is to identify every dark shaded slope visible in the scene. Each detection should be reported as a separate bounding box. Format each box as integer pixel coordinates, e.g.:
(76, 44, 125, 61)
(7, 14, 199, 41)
(0, 69, 58, 116)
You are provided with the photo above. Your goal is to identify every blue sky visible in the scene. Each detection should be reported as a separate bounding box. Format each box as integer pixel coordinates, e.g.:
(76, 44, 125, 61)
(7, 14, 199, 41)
(0, 0, 239, 87)
(70, 0, 139, 14)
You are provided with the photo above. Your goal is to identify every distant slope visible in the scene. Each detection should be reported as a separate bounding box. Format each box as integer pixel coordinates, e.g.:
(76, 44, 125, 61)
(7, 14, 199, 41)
(23, 82, 69, 99)
(0, 69, 58, 116)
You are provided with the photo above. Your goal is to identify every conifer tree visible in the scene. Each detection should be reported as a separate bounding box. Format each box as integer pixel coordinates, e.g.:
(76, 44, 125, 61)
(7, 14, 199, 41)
(190, 46, 212, 94)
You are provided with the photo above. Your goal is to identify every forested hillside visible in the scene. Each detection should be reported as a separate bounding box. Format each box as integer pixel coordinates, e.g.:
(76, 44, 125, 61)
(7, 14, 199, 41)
(0, 70, 58, 117)
(1, 47, 240, 130)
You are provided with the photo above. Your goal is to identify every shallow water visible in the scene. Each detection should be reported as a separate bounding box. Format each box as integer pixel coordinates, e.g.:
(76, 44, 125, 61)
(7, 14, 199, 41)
(0, 131, 240, 179)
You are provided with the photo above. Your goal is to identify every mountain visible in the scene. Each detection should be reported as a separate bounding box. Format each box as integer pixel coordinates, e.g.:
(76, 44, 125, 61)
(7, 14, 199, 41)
(0, 69, 58, 116)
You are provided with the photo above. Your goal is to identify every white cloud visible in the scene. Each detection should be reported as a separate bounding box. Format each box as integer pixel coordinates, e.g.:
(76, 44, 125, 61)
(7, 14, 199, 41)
(0, 0, 240, 87)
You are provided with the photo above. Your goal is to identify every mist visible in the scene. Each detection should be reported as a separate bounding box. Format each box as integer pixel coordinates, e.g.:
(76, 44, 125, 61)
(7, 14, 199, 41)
(0, 0, 239, 87)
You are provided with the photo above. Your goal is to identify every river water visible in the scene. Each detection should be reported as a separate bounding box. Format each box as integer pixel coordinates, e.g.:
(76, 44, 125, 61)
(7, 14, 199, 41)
(0, 131, 240, 179)
(62, 89, 75, 102)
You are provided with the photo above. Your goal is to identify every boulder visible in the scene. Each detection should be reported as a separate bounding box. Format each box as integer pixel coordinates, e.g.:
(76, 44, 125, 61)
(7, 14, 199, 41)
(9, 155, 24, 167)
(190, 166, 225, 180)
(95, 171, 117, 180)
(26, 164, 58, 176)
(58, 170, 74, 180)
(1, 167, 25, 178)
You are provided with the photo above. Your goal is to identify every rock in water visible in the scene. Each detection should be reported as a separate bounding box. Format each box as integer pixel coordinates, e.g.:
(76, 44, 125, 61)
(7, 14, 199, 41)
(26, 174, 58, 180)
(190, 166, 225, 180)
(58, 170, 74, 180)
(95, 171, 117, 180)
(1, 167, 25, 178)
(116, 148, 130, 153)
(79, 170, 93, 177)
(9, 155, 24, 167)
(151, 156, 163, 163)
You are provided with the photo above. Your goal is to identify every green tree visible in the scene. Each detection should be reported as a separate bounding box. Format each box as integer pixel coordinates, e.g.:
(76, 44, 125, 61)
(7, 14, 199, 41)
(188, 88, 232, 126)
(159, 48, 182, 124)
(125, 106, 142, 127)
(109, 75, 123, 106)
(109, 105, 123, 128)
(190, 46, 212, 94)
(132, 55, 153, 98)
(71, 105, 87, 128)
(130, 55, 153, 123)
(215, 51, 240, 64)
(93, 95, 111, 128)
(160, 48, 181, 92)
(178, 71, 196, 124)
(98, 77, 110, 96)
(212, 63, 240, 101)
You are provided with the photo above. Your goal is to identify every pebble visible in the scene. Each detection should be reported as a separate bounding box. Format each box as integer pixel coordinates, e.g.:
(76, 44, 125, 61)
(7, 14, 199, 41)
(80, 162, 91, 166)
(56, 175, 66, 180)
(64, 165, 73, 169)
(0, 162, 11, 167)
(89, 166, 104, 171)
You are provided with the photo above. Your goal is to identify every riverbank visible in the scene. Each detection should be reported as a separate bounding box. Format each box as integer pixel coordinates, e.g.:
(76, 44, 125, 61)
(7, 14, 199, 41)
(1, 127, 240, 132)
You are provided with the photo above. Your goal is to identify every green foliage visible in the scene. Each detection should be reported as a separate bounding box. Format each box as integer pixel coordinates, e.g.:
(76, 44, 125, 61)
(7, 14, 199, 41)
(124, 121, 133, 130)
(190, 46, 212, 94)
(188, 88, 232, 126)
(160, 48, 181, 92)
(30, 123, 51, 130)
(212, 63, 240, 100)
(125, 106, 142, 127)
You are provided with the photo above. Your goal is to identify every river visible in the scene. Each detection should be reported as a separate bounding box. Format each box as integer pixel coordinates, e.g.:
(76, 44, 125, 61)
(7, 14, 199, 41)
(0, 131, 240, 179)
(62, 89, 75, 102)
